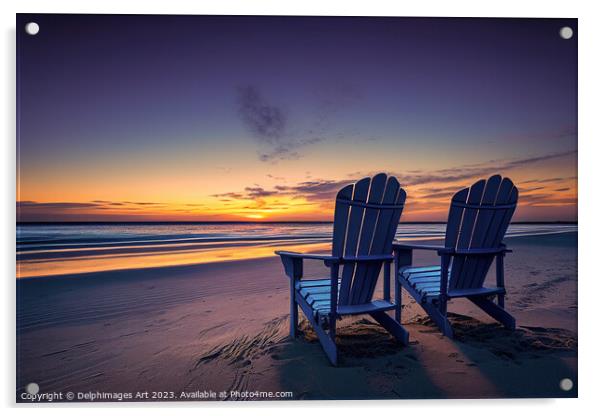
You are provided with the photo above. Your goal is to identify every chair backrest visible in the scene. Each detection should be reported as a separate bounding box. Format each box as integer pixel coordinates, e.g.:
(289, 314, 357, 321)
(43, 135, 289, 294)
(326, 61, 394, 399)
(331, 173, 406, 306)
(445, 175, 518, 290)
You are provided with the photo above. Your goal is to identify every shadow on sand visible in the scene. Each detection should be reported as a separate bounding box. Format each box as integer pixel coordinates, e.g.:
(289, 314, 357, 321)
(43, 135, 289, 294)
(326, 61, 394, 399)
(410, 312, 578, 398)
(190, 312, 576, 400)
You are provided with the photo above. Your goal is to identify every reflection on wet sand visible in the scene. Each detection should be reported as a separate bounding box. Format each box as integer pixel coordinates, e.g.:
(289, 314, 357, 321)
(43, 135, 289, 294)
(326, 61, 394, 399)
(17, 242, 331, 278)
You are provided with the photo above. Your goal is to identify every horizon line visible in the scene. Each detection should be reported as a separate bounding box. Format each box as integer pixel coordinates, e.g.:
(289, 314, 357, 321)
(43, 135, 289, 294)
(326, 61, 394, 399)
(16, 220, 578, 225)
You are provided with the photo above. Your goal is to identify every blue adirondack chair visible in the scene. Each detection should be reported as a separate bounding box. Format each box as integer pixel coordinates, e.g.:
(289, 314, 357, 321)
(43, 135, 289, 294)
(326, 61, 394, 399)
(276, 173, 409, 365)
(394, 175, 518, 337)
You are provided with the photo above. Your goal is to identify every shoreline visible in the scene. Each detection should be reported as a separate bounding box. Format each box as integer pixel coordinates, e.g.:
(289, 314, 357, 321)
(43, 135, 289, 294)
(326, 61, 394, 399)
(16, 230, 577, 280)
(18, 221, 579, 225)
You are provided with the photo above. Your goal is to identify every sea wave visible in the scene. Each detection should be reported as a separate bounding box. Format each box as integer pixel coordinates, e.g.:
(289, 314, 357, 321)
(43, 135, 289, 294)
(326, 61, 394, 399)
(17, 222, 577, 254)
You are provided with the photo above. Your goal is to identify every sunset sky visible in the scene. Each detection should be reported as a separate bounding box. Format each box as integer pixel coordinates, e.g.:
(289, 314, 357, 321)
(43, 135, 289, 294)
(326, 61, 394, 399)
(17, 15, 577, 222)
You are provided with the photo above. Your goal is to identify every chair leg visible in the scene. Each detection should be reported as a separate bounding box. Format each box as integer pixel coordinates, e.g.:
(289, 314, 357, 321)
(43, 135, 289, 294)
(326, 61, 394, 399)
(395, 278, 402, 322)
(314, 315, 337, 365)
(469, 296, 516, 330)
(290, 281, 298, 338)
(422, 301, 454, 338)
(295, 293, 337, 365)
(304, 316, 337, 365)
(370, 311, 409, 345)
(326, 323, 338, 366)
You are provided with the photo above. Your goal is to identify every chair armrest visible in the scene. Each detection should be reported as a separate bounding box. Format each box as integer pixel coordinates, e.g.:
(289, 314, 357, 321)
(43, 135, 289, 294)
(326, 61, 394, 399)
(276, 251, 393, 263)
(342, 254, 394, 263)
(392, 243, 453, 255)
(275, 251, 337, 261)
(454, 247, 511, 255)
(393, 243, 511, 256)
(275, 251, 336, 280)
(275, 251, 394, 279)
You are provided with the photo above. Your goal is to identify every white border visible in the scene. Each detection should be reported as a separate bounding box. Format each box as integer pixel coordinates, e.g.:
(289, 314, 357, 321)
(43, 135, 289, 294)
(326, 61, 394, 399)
(3, 1, 601, 414)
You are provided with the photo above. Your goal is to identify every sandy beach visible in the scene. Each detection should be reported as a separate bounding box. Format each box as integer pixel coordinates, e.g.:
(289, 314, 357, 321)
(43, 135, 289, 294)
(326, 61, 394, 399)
(16, 231, 577, 401)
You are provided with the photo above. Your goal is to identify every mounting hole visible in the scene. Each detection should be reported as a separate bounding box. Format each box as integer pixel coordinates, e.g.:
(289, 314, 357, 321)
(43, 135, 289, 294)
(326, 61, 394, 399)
(25, 382, 40, 395)
(559, 378, 573, 391)
(25, 22, 40, 36)
(559, 26, 573, 40)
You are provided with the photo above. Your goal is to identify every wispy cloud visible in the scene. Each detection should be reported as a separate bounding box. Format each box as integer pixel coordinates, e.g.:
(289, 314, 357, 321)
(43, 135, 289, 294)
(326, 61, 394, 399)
(521, 176, 576, 184)
(210, 192, 245, 200)
(236, 82, 367, 162)
(501, 125, 577, 143)
(122, 201, 166, 206)
(17, 201, 102, 209)
(237, 86, 287, 143)
(209, 149, 577, 212)
(266, 173, 285, 181)
(237, 85, 310, 162)
(17, 200, 168, 214)
(244, 186, 279, 198)
(407, 150, 577, 186)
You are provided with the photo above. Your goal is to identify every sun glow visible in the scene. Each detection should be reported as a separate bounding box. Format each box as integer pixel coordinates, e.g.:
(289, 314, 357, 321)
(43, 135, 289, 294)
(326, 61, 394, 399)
(16, 160, 578, 222)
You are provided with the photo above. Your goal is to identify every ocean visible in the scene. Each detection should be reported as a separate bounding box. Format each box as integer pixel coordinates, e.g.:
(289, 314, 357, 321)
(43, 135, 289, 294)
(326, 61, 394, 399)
(16, 223, 577, 278)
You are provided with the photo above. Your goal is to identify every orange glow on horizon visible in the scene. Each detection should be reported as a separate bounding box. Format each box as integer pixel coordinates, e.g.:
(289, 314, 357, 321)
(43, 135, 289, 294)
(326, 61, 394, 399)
(16, 152, 578, 223)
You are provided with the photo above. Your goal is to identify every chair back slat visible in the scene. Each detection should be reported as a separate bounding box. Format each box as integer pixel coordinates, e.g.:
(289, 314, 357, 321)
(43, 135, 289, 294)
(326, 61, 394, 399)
(459, 175, 502, 289)
(448, 180, 486, 289)
(472, 180, 518, 288)
(444, 188, 469, 249)
(447, 175, 518, 290)
(332, 184, 353, 257)
(355, 176, 405, 304)
(337, 178, 370, 305)
(333, 173, 405, 306)
(349, 174, 387, 304)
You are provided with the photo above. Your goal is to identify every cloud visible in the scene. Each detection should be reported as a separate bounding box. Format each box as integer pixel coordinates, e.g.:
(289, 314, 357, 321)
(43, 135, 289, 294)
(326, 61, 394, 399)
(236, 82, 366, 162)
(17, 201, 101, 209)
(237, 86, 287, 143)
(244, 186, 279, 198)
(284, 180, 351, 202)
(208, 149, 577, 211)
(388, 150, 577, 186)
(308, 150, 576, 201)
(258, 146, 300, 162)
(237, 85, 325, 162)
(216, 179, 357, 205)
(212, 186, 287, 201)
(518, 186, 545, 193)
(419, 191, 457, 200)
(122, 201, 166, 206)
(210, 192, 245, 199)
(17, 200, 168, 213)
(504, 150, 576, 168)
(522, 176, 576, 184)
(418, 185, 463, 194)
(503, 125, 577, 143)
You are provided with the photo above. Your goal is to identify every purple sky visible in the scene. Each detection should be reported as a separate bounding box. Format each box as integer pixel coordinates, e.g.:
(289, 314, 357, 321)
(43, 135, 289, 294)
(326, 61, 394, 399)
(17, 15, 577, 221)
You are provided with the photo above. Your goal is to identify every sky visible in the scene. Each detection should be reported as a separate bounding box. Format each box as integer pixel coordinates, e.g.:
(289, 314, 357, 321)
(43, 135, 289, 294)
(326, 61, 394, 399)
(16, 15, 577, 222)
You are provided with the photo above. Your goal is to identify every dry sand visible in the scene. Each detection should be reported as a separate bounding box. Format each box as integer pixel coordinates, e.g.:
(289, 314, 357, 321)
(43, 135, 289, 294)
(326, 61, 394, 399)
(16, 232, 577, 401)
